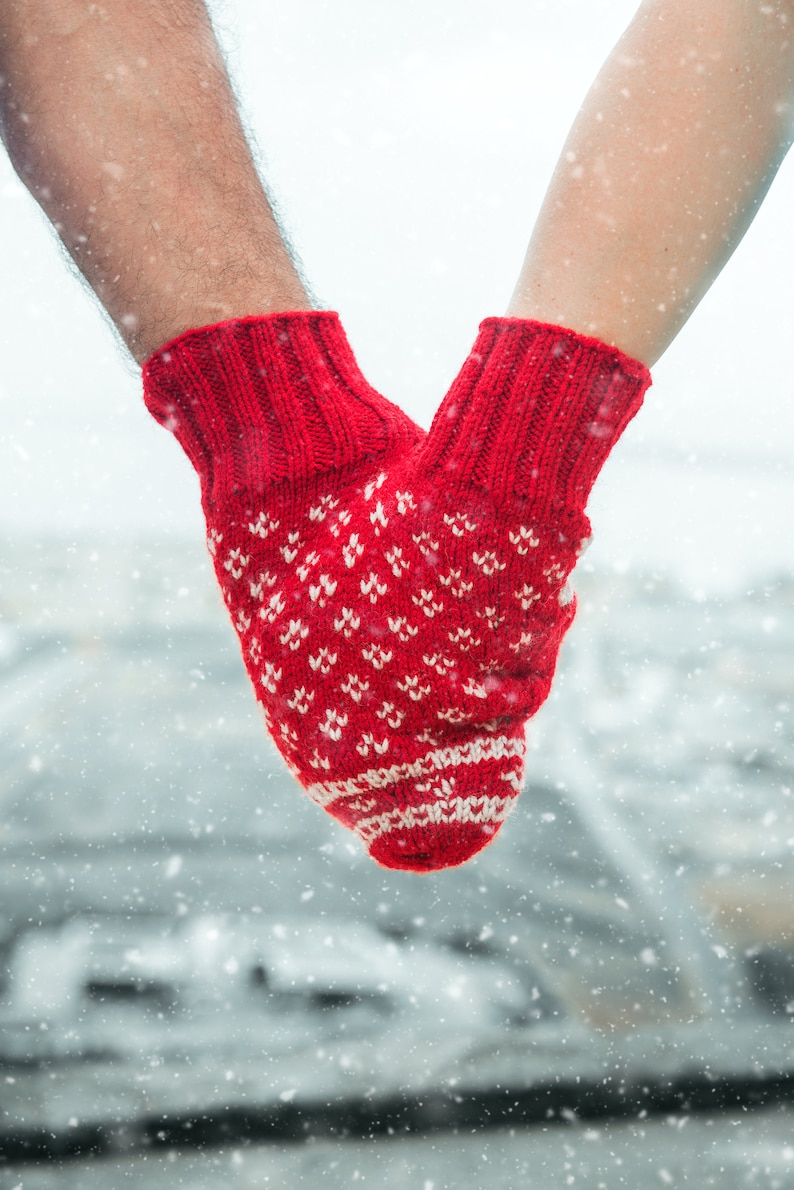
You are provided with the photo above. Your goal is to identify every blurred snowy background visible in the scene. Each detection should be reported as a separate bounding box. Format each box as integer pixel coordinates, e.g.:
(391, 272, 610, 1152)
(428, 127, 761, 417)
(3, 1, 794, 1186)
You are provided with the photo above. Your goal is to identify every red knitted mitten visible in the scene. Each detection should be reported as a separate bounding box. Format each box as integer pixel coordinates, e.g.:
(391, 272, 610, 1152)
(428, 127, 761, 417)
(143, 313, 650, 873)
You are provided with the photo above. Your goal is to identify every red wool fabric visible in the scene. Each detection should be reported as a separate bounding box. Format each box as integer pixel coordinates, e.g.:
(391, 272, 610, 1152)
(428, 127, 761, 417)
(143, 312, 650, 872)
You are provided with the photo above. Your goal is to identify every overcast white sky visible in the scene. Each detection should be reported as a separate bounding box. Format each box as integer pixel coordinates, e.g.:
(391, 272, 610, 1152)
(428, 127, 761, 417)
(0, 0, 793, 593)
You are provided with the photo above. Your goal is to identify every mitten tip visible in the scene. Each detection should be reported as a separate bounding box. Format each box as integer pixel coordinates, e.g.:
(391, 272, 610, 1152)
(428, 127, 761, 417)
(367, 819, 504, 872)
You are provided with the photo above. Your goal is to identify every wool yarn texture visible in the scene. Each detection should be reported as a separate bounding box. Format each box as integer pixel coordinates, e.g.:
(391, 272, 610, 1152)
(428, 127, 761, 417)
(143, 312, 650, 872)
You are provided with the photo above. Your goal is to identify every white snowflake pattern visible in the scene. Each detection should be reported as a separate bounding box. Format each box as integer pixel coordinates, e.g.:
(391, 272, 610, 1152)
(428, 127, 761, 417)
(340, 673, 370, 704)
(385, 546, 410, 578)
(296, 551, 320, 581)
(362, 643, 394, 670)
(308, 647, 338, 674)
(443, 512, 478, 536)
(501, 769, 522, 792)
(376, 701, 405, 729)
(422, 652, 456, 676)
(356, 733, 389, 758)
(448, 626, 481, 651)
(363, 472, 387, 501)
(248, 512, 280, 539)
(477, 605, 506, 630)
(287, 686, 315, 714)
(260, 661, 282, 694)
(333, 607, 361, 638)
(395, 491, 416, 515)
(280, 723, 299, 750)
(509, 630, 534, 653)
(412, 589, 444, 618)
(249, 570, 277, 601)
(387, 616, 419, 641)
(472, 550, 505, 576)
(329, 508, 353, 537)
(319, 708, 349, 741)
(279, 619, 309, 651)
(396, 675, 432, 701)
(280, 531, 303, 564)
(416, 776, 456, 799)
(360, 571, 388, 604)
(514, 583, 541, 611)
(223, 548, 250, 579)
(508, 525, 540, 553)
(308, 495, 339, 523)
(369, 501, 389, 533)
(347, 796, 378, 815)
(412, 531, 440, 560)
(462, 677, 489, 699)
(260, 591, 286, 623)
(438, 568, 474, 598)
(543, 561, 566, 585)
(437, 707, 472, 725)
(309, 574, 337, 606)
(342, 532, 364, 568)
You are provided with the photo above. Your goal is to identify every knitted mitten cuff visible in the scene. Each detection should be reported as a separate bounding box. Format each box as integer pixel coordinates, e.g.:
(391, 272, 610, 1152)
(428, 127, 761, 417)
(142, 311, 423, 508)
(420, 317, 651, 519)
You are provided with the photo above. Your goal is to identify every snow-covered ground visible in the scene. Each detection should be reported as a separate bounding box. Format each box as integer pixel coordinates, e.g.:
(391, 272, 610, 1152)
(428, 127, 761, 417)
(5, 1108, 794, 1190)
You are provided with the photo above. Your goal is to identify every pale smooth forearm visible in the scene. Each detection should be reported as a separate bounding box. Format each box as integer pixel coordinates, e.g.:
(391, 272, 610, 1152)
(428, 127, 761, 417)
(509, 0, 794, 365)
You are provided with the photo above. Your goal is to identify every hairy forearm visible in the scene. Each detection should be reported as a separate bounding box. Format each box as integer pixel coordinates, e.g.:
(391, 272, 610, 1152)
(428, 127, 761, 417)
(510, 0, 794, 364)
(0, 0, 311, 361)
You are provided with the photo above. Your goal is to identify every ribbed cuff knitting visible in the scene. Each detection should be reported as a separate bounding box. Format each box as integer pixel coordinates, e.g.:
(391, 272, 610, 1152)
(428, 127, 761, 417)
(420, 318, 651, 515)
(142, 312, 423, 508)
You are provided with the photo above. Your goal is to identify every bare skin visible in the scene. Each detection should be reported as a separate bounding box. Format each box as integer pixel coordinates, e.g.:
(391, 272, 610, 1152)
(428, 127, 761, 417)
(0, 1, 793, 373)
(509, 0, 794, 366)
(0, 0, 312, 363)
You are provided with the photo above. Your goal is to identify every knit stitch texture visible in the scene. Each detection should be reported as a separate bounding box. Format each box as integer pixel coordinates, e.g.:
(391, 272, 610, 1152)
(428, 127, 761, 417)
(143, 312, 650, 872)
